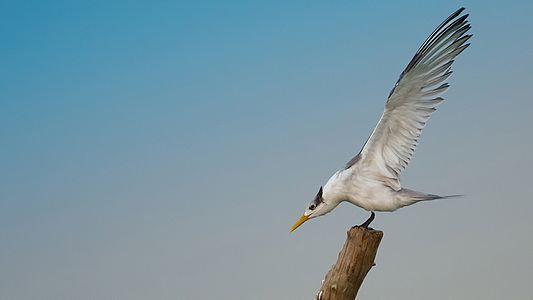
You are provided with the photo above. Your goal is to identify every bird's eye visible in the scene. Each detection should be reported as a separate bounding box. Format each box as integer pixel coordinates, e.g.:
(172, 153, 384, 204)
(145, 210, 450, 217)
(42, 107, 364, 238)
(308, 204, 316, 210)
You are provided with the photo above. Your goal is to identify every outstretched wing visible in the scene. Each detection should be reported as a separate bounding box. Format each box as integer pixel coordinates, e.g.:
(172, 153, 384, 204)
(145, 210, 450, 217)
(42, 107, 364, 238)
(346, 8, 471, 190)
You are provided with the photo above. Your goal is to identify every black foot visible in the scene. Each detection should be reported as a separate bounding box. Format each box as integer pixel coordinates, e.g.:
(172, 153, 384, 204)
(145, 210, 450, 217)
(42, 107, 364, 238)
(353, 212, 375, 229)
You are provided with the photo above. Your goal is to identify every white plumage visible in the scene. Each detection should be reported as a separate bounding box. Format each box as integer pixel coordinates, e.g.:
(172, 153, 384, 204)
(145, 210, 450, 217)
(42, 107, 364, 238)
(291, 8, 471, 232)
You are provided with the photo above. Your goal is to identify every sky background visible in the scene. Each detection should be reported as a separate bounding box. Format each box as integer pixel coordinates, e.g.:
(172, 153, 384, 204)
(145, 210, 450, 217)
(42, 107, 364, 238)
(1, 1, 533, 299)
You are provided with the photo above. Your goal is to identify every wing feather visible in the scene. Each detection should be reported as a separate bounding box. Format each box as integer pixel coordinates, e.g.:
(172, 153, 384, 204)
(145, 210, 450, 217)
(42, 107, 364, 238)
(345, 8, 471, 190)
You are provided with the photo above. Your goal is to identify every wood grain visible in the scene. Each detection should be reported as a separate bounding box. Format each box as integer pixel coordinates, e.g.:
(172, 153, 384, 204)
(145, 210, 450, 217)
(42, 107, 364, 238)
(316, 227, 383, 300)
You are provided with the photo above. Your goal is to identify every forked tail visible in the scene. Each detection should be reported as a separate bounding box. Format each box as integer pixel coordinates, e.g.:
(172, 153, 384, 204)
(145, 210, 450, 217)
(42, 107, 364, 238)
(398, 188, 463, 207)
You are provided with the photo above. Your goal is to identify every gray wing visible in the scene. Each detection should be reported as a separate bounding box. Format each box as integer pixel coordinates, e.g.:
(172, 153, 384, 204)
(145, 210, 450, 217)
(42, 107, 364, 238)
(346, 8, 471, 190)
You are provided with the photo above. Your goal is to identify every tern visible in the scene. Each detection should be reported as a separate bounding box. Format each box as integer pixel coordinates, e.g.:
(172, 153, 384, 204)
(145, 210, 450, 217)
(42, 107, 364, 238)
(291, 8, 471, 232)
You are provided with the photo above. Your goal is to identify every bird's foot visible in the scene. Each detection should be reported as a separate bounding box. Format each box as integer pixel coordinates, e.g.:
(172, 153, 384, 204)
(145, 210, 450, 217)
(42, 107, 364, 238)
(352, 225, 375, 230)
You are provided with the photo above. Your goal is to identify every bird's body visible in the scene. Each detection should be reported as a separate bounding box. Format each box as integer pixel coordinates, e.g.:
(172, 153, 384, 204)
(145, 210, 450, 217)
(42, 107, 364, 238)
(291, 8, 471, 232)
(324, 168, 404, 212)
(323, 164, 446, 213)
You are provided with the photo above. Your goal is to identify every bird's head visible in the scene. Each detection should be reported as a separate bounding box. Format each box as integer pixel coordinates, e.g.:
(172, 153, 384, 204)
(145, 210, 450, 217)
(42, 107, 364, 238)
(290, 186, 334, 232)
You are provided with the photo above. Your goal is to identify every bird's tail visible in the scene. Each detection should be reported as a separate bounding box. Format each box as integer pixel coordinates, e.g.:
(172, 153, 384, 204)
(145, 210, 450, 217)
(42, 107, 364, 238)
(398, 188, 463, 207)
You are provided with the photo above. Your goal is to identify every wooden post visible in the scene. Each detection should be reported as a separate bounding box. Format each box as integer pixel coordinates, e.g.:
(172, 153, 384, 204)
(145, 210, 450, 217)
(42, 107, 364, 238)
(316, 227, 383, 300)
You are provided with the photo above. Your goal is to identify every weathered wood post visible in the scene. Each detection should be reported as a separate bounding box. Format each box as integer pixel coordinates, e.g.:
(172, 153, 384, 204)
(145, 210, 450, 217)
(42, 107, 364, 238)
(316, 227, 383, 300)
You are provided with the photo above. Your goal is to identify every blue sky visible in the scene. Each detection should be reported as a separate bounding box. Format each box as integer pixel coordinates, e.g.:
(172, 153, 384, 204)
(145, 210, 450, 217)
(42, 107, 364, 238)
(1, 1, 533, 299)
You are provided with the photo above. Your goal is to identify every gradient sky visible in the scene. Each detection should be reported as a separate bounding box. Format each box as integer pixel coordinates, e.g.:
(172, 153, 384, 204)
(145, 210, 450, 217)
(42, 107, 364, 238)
(2, 1, 533, 299)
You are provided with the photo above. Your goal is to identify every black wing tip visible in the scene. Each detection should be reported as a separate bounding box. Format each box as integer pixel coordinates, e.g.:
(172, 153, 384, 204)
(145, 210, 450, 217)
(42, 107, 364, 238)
(456, 8, 470, 25)
(403, 8, 471, 73)
(387, 7, 472, 101)
(448, 7, 466, 21)
(453, 14, 469, 28)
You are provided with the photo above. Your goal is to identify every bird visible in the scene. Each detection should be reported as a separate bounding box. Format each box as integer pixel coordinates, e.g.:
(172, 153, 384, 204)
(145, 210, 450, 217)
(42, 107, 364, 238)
(290, 8, 471, 232)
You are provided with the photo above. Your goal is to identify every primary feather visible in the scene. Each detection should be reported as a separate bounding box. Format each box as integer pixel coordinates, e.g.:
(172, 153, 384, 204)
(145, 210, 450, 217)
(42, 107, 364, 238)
(346, 8, 471, 192)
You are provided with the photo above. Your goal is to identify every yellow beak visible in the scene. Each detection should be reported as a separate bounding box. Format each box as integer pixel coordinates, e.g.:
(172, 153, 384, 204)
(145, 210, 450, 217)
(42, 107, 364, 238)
(290, 215, 310, 232)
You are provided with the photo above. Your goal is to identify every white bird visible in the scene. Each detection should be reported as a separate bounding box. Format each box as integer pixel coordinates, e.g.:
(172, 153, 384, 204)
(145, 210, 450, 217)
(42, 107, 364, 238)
(291, 8, 471, 232)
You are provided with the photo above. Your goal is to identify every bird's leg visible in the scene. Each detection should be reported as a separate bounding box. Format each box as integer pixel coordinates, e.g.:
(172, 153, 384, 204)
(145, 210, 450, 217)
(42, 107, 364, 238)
(356, 211, 375, 229)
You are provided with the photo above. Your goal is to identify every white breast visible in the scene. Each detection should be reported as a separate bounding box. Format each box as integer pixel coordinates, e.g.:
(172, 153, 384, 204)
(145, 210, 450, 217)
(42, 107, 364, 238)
(323, 169, 402, 212)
